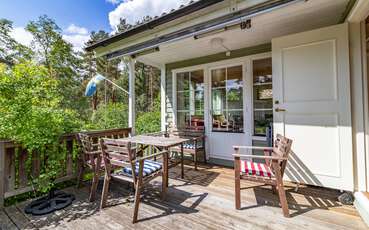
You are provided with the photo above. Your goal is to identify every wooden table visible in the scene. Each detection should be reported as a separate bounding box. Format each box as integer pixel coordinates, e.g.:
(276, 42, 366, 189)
(119, 135, 189, 199)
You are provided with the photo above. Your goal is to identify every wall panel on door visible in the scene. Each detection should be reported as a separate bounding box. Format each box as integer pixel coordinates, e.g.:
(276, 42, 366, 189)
(272, 23, 353, 191)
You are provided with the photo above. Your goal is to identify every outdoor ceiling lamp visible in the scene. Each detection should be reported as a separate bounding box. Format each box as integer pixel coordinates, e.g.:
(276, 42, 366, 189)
(85, 73, 129, 97)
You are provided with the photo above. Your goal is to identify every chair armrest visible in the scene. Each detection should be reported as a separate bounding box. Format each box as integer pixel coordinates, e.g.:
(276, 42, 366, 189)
(233, 154, 287, 161)
(134, 150, 168, 163)
(192, 135, 205, 141)
(233, 146, 273, 151)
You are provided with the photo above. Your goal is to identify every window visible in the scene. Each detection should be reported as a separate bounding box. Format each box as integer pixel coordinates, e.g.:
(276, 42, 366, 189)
(252, 58, 273, 136)
(176, 70, 204, 129)
(211, 65, 243, 132)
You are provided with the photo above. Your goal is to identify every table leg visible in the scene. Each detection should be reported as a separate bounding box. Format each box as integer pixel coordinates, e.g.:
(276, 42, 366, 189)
(162, 147, 168, 200)
(181, 143, 184, 179)
(165, 148, 169, 188)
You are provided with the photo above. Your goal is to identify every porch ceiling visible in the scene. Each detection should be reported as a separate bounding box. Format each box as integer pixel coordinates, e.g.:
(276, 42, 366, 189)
(137, 0, 349, 67)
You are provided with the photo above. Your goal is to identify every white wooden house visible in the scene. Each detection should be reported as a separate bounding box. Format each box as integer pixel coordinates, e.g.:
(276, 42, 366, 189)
(86, 0, 369, 224)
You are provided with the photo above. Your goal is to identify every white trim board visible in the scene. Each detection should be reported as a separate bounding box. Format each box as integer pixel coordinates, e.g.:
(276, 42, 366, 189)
(347, 0, 369, 23)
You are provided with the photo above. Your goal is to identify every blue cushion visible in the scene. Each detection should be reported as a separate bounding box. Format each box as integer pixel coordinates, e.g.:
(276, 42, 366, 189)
(183, 142, 203, 149)
(121, 160, 162, 177)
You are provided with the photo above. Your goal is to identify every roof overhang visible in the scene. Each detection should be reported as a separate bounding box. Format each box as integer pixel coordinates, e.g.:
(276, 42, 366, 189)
(88, 0, 283, 57)
(85, 0, 224, 52)
(104, 0, 303, 60)
(88, 0, 351, 67)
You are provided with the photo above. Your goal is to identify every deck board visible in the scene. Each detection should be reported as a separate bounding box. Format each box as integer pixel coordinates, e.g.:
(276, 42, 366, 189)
(1, 164, 367, 230)
(0, 209, 17, 230)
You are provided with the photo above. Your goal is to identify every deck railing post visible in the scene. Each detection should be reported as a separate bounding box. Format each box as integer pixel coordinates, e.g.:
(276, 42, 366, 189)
(0, 141, 5, 209)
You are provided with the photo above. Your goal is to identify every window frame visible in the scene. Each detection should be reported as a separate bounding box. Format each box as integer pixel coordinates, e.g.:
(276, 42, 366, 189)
(174, 69, 205, 129)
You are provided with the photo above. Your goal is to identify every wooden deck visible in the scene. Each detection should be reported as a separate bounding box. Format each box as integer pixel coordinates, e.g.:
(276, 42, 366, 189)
(0, 164, 366, 230)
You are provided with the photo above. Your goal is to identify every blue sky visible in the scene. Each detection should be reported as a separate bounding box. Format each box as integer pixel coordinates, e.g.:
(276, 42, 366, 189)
(0, 0, 114, 32)
(0, 0, 193, 50)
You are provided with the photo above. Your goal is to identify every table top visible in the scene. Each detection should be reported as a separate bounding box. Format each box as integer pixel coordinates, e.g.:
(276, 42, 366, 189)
(120, 135, 189, 148)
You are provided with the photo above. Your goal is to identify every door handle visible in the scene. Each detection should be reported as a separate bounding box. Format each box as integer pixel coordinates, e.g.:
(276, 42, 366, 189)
(275, 108, 286, 112)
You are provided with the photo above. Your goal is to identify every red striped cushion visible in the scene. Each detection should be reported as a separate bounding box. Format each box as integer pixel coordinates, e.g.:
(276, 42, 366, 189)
(240, 160, 273, 177)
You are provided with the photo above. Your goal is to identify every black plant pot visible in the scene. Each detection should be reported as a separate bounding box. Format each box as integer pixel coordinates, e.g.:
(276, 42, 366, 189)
(25, 189, 75, 215)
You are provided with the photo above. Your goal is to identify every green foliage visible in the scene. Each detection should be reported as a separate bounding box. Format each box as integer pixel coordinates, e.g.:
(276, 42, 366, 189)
(135, 97, 161, 135)
(0, 62, 79, 148)
(0, 15, 163, 199)
(86, 102, 128, 130)
(26, 15, 86, 114)
(0, 62, 80, 193)
(0, 18, 33, 65)
(135, 110, 161, 135)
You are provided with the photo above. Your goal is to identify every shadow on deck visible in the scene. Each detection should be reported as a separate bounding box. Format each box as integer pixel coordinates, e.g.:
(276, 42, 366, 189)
(0, 164, 366, 230)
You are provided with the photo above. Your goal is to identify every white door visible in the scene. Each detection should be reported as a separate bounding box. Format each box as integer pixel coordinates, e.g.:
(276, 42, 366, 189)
(272, 23, 353, 191)
(207, 64, 252, 161)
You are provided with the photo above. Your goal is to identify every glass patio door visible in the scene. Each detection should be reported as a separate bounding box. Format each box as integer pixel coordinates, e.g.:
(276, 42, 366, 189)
(211, 66, 244, 132)
(208, 64, 251, 160)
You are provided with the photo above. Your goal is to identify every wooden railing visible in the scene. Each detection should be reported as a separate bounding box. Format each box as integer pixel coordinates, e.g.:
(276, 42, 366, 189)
(0, 127, 132, 208)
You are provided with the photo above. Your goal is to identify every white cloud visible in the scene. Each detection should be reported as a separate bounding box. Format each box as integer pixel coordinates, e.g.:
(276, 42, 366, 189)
(65, 24, 88, 35)
(63, 24, 90, 52)
(109, 0, 193, 31)
(10, 24, 89, 53)
(10, 27, 33, 47)
(63, 34, 90, 52)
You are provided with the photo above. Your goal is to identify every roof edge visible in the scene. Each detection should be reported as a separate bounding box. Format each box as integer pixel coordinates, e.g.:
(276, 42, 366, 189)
(85, 0, 224, 52)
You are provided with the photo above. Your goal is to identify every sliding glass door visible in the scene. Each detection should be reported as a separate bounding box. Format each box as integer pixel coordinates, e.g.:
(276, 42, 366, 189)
(208, 63, 251, 160)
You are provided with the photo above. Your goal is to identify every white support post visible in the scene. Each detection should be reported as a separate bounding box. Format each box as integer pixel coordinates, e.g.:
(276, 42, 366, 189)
(350, 22, 367, 191)
(128, 58, 136, 135)
(160, 66, 166, 131)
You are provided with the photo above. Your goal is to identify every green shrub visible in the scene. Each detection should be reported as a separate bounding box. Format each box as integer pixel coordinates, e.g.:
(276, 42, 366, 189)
(87, 102, 128, 130)
(135, 111, 161, 135)
(135, 95, 161, 134)
(0, 62, 81, 193)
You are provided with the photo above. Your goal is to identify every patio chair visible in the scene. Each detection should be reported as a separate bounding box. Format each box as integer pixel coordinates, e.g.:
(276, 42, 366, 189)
(99, 138, 167, 223)
(168, 127, 206, 170)
(76, 133, 104, 202)
(76, 128, 132, 202)
(233, 134, 293, 217)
